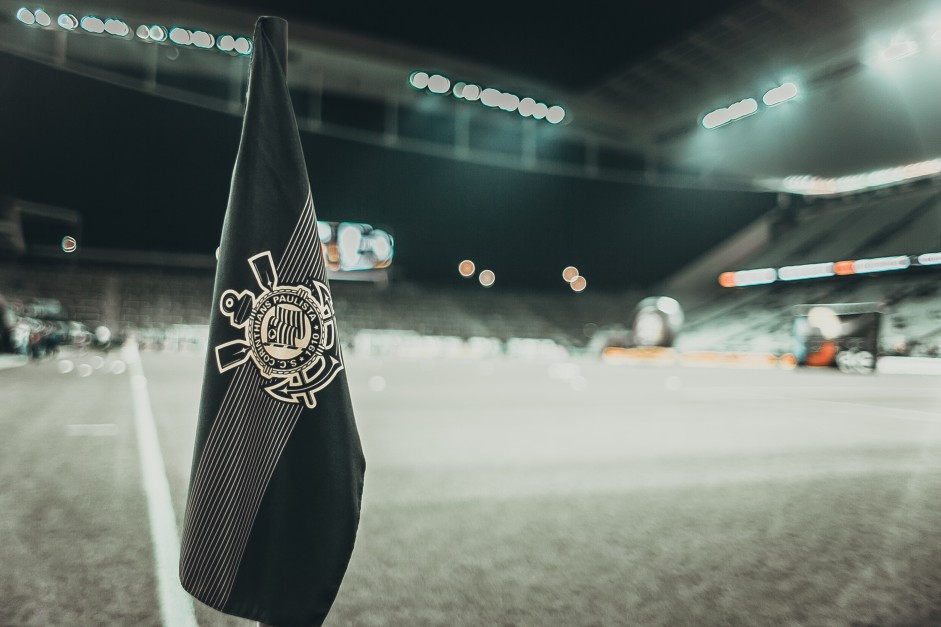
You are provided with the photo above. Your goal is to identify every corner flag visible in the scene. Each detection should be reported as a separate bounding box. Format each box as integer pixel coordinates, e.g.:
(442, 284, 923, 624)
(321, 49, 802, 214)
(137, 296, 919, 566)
(179, 17, 365, 626)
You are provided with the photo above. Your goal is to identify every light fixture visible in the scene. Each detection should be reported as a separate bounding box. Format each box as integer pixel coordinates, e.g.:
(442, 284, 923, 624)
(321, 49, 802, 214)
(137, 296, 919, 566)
(880, 40, 918, 62)
(15, 8, 35, 25)
(782, 158, 941, 195)
(409, 71, 564, 123)
(33, 8, 51, 26)
(762, 83, 798, 106)
(58, 13, 78, 30)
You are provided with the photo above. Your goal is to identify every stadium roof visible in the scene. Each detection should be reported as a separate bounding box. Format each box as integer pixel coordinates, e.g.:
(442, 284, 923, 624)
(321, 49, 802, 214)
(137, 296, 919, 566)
(5, 0, 940, 193)
(2, 0, 939, 288)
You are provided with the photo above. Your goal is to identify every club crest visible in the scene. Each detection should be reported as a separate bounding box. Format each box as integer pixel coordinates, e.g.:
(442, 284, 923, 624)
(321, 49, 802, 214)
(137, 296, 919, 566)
(214, 251, 343, 408)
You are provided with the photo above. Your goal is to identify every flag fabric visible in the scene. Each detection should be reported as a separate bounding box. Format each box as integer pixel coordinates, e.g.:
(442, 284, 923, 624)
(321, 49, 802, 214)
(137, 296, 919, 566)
(179, 16, 365, 626)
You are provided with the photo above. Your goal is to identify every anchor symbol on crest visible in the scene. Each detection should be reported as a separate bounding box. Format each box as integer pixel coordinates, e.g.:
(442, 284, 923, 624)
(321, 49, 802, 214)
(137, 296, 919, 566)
(214, 251, 344, 409)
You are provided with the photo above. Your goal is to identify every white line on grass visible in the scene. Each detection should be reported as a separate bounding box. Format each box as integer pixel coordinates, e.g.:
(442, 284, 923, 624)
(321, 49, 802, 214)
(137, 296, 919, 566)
(123, 342, 199, 627)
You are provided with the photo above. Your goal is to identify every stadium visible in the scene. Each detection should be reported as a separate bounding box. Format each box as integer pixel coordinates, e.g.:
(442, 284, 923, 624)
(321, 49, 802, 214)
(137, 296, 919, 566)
(1, 1, 939, 626)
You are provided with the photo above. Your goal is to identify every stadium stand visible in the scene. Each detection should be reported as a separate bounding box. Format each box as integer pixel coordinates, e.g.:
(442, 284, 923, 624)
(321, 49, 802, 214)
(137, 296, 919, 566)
(671, 183, 941, 357)
(0, 183, 937, 359)
(0, 258, 638, 352)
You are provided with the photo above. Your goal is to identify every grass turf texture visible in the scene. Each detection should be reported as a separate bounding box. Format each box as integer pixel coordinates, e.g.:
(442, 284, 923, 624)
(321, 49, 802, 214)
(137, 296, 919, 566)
(1, 351, 939, 626)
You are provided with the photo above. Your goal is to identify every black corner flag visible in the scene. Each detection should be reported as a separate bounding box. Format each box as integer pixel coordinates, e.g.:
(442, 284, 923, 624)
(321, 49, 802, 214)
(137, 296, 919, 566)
(179, 17, 365, 626)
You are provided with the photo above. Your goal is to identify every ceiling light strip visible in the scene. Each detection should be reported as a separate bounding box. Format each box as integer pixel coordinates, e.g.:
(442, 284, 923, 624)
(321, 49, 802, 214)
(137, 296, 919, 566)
(408, 70, 566, 124)
(13, 8, 252, 56)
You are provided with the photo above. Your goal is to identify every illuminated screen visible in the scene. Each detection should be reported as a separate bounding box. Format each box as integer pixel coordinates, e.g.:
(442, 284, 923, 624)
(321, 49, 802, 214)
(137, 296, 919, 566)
(792, 304, 881, 372)
(317, 221, 393, 273)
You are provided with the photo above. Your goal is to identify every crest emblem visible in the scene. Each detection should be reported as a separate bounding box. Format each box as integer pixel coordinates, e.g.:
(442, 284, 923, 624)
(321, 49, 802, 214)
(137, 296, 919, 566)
(214, 251, 343, 408)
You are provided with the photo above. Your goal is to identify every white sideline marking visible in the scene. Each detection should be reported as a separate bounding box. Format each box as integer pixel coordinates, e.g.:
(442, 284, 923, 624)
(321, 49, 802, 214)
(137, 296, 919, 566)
(0, 355, 27, 370)
(123, 343, 199, 627)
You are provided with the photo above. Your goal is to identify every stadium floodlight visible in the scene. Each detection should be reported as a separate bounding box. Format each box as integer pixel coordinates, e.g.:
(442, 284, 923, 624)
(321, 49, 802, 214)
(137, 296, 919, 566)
(408, 71, 430, 89)
(880, 40, 918, 62)
(191, 30, 214, 48)
(135, 24, 150, 39)
(917, 252, 941, 266)
(462, 84, 480, 101)
(703, 97, 758, 129)
(427, 74, 451, 94)
(104, 18, 129, 37)
(33, 9, 51, 26)
(702, 108, 732, 129)
(233, 36, 252, 55)
(58, 13, 78, 30)
(80, 15, 105, 33)
(408, 71, 564, 123)
(149, 25, 167, 41)
(778, 262, 834, 281)
(546, 105, 565, 124)
(498, 92, 520, 112)
(518, 97, 536, 117)
(217, 34, 236, 51)
(480, 87, 501, 107)
(169, 27, 192, 45)
(762, 83, 798, 106)
(15, 7, 34, 25)
(728, 98, 758, 119)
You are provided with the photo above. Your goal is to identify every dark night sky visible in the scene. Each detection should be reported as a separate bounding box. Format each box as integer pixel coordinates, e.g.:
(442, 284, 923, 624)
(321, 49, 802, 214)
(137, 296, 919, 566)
(1, 41, 772, 290)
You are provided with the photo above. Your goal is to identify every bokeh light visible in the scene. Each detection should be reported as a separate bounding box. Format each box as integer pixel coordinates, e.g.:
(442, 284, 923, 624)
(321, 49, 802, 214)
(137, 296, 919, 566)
(462, 84, 481, 101)
(15, 8, 35, 25)
(546, 105, 566, 124)
(104, 18, 129, 37)
(762, 82, 798, 107)
(80, 16, 105, 34)
(479, 269, 495, 287)
(217, 34, 236, 51)
(191, 30, 214, 48)
(427, 74, 451, 94)
(458, 259, 476, 277)
(408, 71, 429, 89)
(562, 266, 579, 283)
(570, 276, 587, 292)
(58, 13, 79, 30)
(33, 9, 51, 27)
(169, 27, 192, 45)
(61, 236, 77, 253)
(233, 36, 252, 55)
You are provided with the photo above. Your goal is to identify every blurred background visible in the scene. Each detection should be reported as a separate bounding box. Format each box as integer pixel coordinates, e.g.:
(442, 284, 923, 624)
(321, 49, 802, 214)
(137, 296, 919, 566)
(0, 1, 939, 625)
